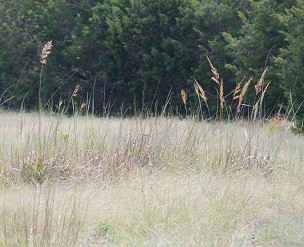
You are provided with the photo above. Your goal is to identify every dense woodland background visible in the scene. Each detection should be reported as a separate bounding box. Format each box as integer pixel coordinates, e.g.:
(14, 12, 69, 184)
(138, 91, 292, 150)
(0, 0, 303, 121)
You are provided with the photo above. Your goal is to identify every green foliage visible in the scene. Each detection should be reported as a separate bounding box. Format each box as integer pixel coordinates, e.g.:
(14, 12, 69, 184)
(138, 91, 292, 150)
(191, 0, 250, 113)
(0, 0, 304, 124)
(275, 0, 304, 127)
(88, 0, 199, 113)
(223, 0, 296, 113)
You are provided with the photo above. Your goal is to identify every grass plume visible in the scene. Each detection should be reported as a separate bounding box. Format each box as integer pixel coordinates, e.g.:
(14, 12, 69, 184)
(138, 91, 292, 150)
(206, 56, 220, 84)
(206, 56, 224, 122)
(237, 77, 253, 113)
(194, 79, 208, 104)
(255, 67, 268, 95)
(181, 89, 187, 106)
(233, 77, 245, 100)
(40, 41, 53, 65)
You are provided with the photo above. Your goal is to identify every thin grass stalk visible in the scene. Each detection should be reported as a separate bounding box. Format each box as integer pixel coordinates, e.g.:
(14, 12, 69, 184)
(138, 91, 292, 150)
(259, 81, 271, 118)
(181, 89, 187, 115)
(194, 81, 203, 119)
(39, 41, 52, 152)
(64, 84, 80, 115)
(255, 67, 269, 120)
(252, 99, 260, 122)
(39, 67, 43, 152)
(92, 76, 96, 117)
(219, 78, 224, 124)
(194, 79, 209, 117)
(275, 102, 284, 120)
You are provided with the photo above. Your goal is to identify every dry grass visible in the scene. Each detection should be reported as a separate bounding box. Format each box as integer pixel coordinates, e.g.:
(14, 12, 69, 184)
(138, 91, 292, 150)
(0, 112, 303, 246)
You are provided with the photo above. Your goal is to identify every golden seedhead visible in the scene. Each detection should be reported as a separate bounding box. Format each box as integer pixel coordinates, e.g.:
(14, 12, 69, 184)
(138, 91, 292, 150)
(237, 77, 253, 113)
(233, 77, 245, 100)
(255, 67, 268, 95)
(181, 89, 187, 105)
(194, 79, 208, 103)
(206, 56, 220, 84)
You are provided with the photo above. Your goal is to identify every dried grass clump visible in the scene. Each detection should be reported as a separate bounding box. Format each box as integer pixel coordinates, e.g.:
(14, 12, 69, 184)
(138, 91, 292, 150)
(225, 150, 274, 175)
(70, 150, 103, 181)
(68, 134, 154, 181)
(21, 151, 71, 184)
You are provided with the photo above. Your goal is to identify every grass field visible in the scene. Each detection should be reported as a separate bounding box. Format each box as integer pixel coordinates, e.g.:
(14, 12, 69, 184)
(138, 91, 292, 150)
(0, 111, 304, 246)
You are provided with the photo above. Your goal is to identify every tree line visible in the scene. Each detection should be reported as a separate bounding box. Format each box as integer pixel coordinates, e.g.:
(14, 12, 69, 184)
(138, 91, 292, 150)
(0, 0, 303, 123)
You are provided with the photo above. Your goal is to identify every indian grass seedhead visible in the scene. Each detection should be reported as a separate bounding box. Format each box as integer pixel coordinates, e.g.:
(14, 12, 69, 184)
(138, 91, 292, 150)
(206, 56, 225, 122)
(233, 77, 245, 100)
(206, 56, 224, 109)
(219, 78, 225, 109)
(181, 89, 187, 105)
(237, 77, 253, 113)
(206, 56, 220, 84)
(40, 41, 53, 65)
(194, 79, 208, 103)
(255, 67, 268, 95)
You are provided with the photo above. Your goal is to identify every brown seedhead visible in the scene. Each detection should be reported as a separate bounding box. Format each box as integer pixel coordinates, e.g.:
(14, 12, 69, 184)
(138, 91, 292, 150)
(237, 77, 253, 113)
(219, 78, 225, 109)
(233, 77, 245, 100)
(206, 56, 219, 84)
(194, 79, 208, 103)
(181, 89, 187, 105)
(255, 67, 268, 95)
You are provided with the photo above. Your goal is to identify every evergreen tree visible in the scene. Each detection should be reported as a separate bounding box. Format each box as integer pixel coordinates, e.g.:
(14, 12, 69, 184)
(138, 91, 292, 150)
(276, 0, 304, 125)
(223, 0, 296, 114)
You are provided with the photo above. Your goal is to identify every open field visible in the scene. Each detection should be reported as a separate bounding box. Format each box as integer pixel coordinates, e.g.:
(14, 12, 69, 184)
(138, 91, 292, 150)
(0, 112, 304, 246)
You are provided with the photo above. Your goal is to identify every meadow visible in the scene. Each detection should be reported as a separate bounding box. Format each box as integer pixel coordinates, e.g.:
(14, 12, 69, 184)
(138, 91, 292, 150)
(0, 111, 303, 246)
